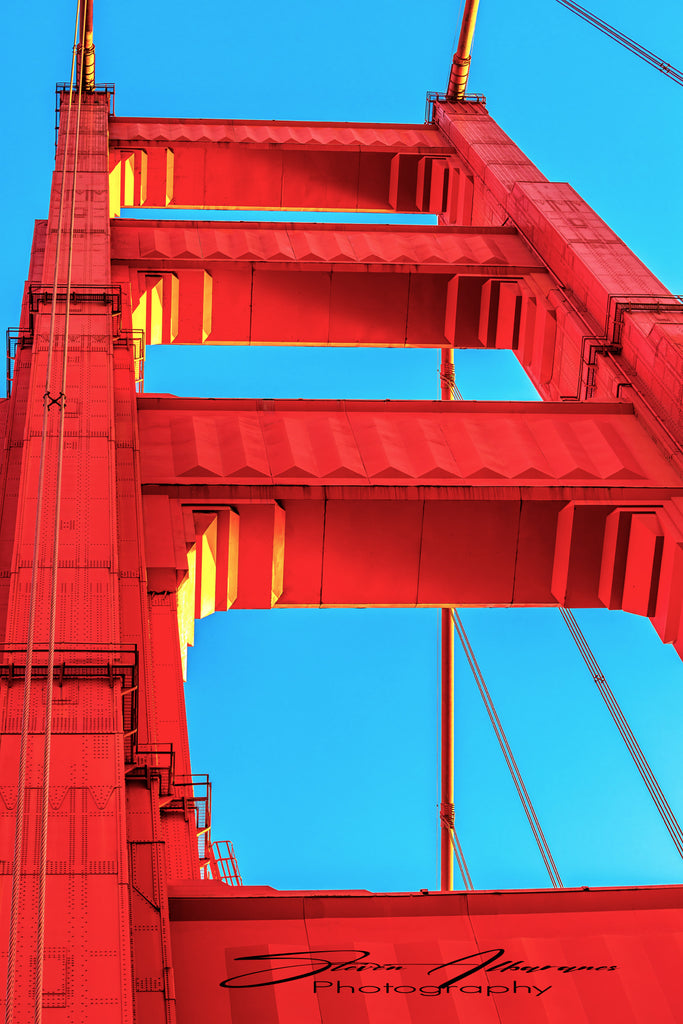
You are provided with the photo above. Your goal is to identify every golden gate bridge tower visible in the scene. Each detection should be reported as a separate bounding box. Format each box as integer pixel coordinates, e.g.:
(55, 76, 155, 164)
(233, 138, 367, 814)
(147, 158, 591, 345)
(2, 0, 683, 1020)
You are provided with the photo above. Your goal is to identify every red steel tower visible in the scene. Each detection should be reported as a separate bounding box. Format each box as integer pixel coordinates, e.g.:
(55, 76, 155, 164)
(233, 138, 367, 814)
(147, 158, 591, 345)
(2, 2, 683, 1021)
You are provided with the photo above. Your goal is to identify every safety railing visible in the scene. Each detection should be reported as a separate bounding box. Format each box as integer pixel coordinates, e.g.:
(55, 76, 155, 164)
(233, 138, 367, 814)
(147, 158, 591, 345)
(7, 322, 144, 397)
(0, 644, 139, 762)
(169, 774, 213, 864)
(28, 284, 122, 315)
(126, 742, 176, 794)
(114, 328, 145, 393)
(201, 840, 243, 885)
(424, 90, 486, 123)
(5, 329, 32, 398)
(55, 82, 115, 149)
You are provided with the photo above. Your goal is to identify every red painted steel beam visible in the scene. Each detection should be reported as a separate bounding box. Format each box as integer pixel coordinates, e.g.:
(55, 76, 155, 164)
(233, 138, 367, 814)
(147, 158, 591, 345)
(109, 118, 451, 149)
(109, 120, 454, 213)
(111, 220, 546, 347)
(138, 397, 679, 491)
(137, 397, 683, 653)
(111, 220, 541, 270)
(167, 883, 683, 1022)
(432, 99, 683, 431)
(433, 100, 667, 319)
(146, 488, 676, 628)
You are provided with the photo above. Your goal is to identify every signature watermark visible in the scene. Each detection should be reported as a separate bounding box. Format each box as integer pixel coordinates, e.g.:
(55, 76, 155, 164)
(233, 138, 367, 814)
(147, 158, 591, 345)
(219, 947, 618, 997)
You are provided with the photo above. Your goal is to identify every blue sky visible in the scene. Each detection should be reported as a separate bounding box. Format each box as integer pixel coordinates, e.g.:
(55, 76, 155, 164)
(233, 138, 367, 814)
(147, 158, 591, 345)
(3, 1, 683, 893)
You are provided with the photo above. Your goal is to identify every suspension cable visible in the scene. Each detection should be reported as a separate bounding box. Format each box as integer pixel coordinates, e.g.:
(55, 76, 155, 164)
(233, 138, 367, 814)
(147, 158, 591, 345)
(560, 608, 683, 859)
(34, 5, 89, 1019)
(3, 6, 84, 1022)
(452, 610, 563, 888)
(555, 0, 683, 87)
(439, 358, 463, 401)
(439, 788, 473, 890)
(450, 828, 473, 889)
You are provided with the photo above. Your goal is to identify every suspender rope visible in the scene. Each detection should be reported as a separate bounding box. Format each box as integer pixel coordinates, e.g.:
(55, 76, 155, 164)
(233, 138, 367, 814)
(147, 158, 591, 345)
(441, 801, 474, 889)
(452, 610, 564, 888)
(439, 359, 463, 401)
(3, 6, 83, 1021)
(560, 608, 683, 859)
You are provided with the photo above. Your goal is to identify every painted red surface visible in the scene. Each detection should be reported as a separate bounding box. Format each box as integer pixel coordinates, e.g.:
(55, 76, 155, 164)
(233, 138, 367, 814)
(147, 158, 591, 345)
(109, 119, 453, 213)
(135, 397, 683, 620)
(168, 884, 683, 1023)
(1, 84, 682, 1021)
(111, 221, 544, 347)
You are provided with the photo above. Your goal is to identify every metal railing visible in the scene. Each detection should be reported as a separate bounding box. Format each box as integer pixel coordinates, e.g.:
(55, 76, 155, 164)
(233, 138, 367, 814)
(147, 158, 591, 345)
(28, 284, 122, 315)
(114, 328, 145, 393)
(0, 645, 139, 762)
(126, 742, 176, 794)
(170, 774, 213, 864)
(55, 82, 115, 149)
(7, 321, 145, 397)
(201, 840, 243, 885)
(424, 90, 486, 124)
(5, 329, 32, 398)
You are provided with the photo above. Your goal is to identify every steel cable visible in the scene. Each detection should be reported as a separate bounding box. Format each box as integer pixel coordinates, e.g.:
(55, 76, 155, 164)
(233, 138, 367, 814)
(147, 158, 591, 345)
(3, 6, 83, 1022)
(559, 608, 683, 859)
(449, 823, 474, 890)
(555, 1, 683, 87)
(439, 362, 463, 401)
(439, 799, 473, 889)
(452, 610, 563, 888)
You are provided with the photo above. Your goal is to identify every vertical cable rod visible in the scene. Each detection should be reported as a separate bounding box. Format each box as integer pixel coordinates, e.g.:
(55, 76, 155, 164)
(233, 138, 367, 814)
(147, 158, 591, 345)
(440, 608, 456, 889)
(3, 6, 83, 1022)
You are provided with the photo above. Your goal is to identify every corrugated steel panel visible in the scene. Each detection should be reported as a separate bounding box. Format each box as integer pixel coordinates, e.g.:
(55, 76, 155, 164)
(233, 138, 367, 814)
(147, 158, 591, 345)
(112, 222, 543, 271)
(137, 398, 682, 487)
(110, 118, 450, 151)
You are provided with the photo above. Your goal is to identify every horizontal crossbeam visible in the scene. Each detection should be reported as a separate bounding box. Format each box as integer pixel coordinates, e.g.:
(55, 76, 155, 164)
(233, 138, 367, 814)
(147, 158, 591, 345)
(111, 221, 546, 347)
(112, 221, 539, 269)
(138, 399, 683, 650)
(108, 120, 473, 215)
(138, 398, 677, 489)
(109, 118, 449, 149)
